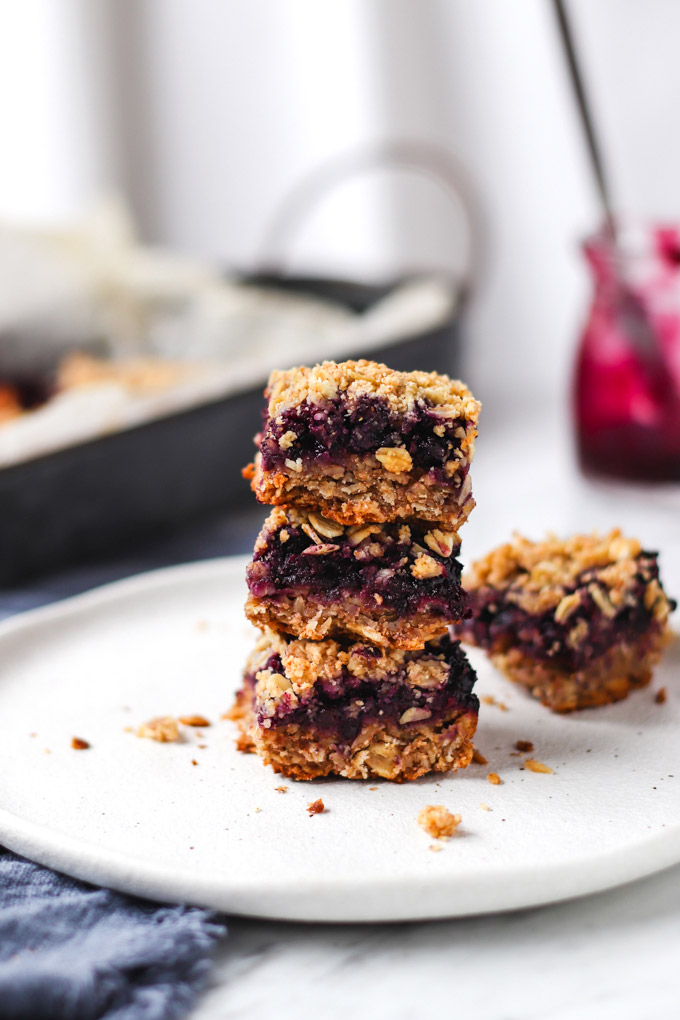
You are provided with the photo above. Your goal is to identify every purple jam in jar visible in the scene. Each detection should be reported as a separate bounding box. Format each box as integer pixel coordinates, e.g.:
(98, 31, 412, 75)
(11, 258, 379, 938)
(575, 225, 680, 481)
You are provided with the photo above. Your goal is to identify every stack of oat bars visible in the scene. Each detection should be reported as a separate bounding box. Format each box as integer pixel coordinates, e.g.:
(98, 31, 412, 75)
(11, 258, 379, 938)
(231, 360, 482, 780)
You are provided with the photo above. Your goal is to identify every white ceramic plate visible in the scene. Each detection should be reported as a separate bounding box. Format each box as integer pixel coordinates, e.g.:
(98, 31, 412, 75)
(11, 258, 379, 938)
(0, 556, 678, 922)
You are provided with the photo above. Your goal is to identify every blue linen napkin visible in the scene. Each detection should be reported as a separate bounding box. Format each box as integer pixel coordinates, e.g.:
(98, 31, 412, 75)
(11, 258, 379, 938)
(0, 849, 226, 1020)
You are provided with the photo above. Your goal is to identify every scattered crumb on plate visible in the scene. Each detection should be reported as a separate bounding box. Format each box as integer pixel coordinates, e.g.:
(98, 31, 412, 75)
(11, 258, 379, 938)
(480, 803, 491, 811)
(524, 758, 554, 774)
(515, 739, 534, 752)
(655, 688, 667, 705)
(71, 737, 90, 750)
(307, 799, 326, 816)
(487, 772, 501, 785)
(137, 716, 180, 742)
(275, 785, 288, 793)
(179, 715, 211, 727)
(417, 804, 461, 839)
(472, 748, 488, 765)
(481, 695, 508, 711)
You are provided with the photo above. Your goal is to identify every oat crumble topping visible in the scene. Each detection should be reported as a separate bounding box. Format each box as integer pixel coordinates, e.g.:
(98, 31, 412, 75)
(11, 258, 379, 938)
(464, 529, 668, 617)
(375, 446, 413, 474)
(247, 627, 453, 702)
(265, 360, 480, 423)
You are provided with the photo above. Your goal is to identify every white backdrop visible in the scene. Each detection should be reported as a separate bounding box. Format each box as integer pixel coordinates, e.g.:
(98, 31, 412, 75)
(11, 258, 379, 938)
(0, 0, 677, 406)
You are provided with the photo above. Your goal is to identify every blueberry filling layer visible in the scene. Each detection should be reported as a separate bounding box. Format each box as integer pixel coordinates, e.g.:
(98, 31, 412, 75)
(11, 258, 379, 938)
(247, 520, 467, 618)
(260, 393, 471, 475)
(247, 638, 478, 744)
(460, 554, 673, 670)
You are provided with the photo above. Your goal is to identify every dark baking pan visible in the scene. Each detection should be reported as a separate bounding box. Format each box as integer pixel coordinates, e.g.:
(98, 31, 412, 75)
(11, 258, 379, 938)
(0, 275, 462, 584)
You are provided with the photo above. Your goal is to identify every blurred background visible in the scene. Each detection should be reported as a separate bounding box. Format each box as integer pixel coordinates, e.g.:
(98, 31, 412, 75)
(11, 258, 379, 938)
(2, 0, 680, 587)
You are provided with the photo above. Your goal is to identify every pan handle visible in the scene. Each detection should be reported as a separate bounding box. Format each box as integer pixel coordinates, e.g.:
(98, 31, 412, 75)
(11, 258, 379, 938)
(256, 140, 484, 297)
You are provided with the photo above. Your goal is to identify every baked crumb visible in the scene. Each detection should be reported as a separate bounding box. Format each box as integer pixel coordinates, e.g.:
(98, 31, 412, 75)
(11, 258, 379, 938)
(191, 759, 198, 766)
(655, 687, 667, 704)
(71, 737, 90, 750)
(429, 843, 444, 853)
(417, 804, 461, 839)
(487, 772, 501, 785)
(137, 716, 180, 742)
(481, 695, 508, 711)
(369, 786, 378, 791)
(254, 806, 262, 813)
(480, 803, 491, 811)
(524, 758, 553, 774)
(472, 747, 488, 765)
(179, 714, 211, 727)
(275, 785, 288, 793)
(515, 740, 534, 753)
(307, 798, 326, 816)
(123, 725, 134, 733)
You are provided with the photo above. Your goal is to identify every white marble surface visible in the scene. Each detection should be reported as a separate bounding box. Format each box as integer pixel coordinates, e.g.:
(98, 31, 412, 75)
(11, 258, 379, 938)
(189, 405, 680, 1019)
(193, 860, 680, 1020)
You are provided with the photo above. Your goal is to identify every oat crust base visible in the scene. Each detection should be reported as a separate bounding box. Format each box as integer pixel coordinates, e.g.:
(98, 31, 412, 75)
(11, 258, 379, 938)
(488, 629, 671, 712)
(250, 453, 474, 527)
(228, 688, 477, 781)
(245, 592, 455, 650)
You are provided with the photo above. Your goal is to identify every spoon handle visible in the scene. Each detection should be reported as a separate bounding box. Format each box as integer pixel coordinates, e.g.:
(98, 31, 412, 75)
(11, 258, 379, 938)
(552, 0, 616, 238)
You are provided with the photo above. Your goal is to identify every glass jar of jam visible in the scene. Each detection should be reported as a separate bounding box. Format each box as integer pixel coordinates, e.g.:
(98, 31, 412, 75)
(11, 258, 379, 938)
(575, 225, 680, 481)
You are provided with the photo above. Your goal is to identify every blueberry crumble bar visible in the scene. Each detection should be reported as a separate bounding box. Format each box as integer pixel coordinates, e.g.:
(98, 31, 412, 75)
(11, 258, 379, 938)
(245, 506, 467, 649)
(456, 530, 675, 712)
(245, 360, 480, 527)
(230, 628, 479, 781)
